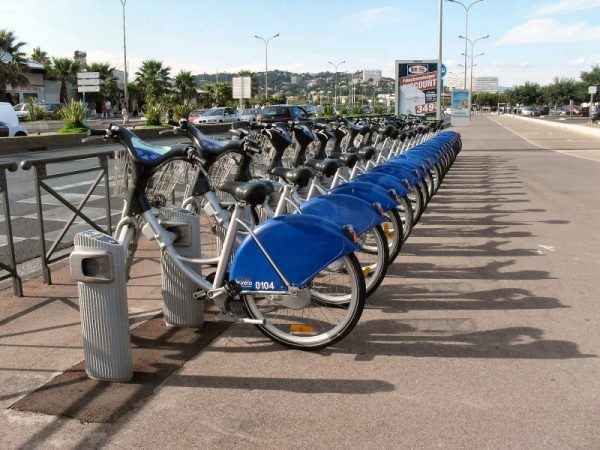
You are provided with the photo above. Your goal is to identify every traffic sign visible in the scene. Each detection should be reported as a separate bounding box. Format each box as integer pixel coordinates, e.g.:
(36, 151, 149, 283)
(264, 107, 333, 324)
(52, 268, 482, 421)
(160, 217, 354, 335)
(589, 86, 597, 94)
(77, 72, 100, 79)
(232, 76, 252, 99)
(78, 85, 101, 93)
(77, 78, 100, 86)
(441, 64, 447, 78)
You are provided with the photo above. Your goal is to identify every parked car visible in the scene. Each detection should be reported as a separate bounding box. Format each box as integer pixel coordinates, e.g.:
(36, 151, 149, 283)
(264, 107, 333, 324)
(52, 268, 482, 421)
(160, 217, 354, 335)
(0, 102, 28, 137)
(238, 108, 258, 122)
(13, 103, 29, 120)
(521, 107, 540, 117)
(567, 105, 582, 116)
(549, 106, 566, 115)
(192, 107, 239, 124)
(257, 105, 311, 123)
(13, 102, 60, 120)
(187, 109, 204, 123)
(537, 106, 550, 116)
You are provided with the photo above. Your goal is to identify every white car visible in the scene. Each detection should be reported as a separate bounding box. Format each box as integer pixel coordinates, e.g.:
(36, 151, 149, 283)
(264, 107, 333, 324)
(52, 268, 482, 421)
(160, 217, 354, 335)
(0, 102, 28, 137)
(443, 107, 452, 116)
(194, 107, 239, 124)
(238, 108, 258, 122)
(13, 103, 30, 120)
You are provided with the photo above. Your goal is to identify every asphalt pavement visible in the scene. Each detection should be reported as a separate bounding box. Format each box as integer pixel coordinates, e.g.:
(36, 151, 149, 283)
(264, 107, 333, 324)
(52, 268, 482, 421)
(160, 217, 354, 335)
(1, 116, 599, 448)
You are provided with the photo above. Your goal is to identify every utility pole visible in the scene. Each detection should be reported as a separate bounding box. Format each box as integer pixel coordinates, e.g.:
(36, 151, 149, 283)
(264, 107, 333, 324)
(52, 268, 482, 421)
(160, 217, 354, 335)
(254, 33, 280, 101)
(120, 0, 128, 110)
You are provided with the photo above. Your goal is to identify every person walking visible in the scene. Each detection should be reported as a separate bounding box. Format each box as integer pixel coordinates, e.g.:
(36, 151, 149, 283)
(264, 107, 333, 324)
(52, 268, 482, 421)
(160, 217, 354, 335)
(101, 102, 106, 118)
(121, 106, 129, 126)
(105, 99, 112, 119)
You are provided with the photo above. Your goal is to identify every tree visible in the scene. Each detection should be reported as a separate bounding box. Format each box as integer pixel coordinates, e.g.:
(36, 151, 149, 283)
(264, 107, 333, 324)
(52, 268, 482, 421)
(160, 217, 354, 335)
(580, 65, 600, 88)
(135, 59, 171, 101)
(0, 29, 29, 103)
(543, 77, 586, 105)
(86, 62, 117, 110)
(48, 57, 81, 103)
(30, 47, 50, 64)
(173, 70, 197, 102)
(204, 82, 232, 106)
(507, 81, 544, 106)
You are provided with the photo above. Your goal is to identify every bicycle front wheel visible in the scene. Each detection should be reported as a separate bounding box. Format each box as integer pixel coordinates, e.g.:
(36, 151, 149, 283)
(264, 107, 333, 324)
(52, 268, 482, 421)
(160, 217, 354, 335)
(242, 253, 366, 350)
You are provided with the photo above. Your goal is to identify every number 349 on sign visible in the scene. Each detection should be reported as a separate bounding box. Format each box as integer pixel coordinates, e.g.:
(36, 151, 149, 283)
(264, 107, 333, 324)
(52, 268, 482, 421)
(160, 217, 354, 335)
(415, 103, 437, 114)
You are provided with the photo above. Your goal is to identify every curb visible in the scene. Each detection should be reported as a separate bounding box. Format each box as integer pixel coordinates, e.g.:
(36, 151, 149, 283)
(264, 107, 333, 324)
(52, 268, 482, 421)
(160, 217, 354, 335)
(505, 114, 600, 139)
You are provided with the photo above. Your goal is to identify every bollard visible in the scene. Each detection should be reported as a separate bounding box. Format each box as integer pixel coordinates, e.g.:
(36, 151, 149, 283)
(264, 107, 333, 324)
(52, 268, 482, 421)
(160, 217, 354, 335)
(70, 230, 133, 382)
(159, 206, 204, 327)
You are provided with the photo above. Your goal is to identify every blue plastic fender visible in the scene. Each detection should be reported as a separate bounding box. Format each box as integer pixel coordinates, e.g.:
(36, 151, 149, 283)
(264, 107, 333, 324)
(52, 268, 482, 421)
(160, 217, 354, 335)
(354, 172, 410, 196)
(229, 214, 359, 291)
(370, 164, 420, 188)
(388, 157, 429, 178)
(330, 181, 399, 212)
(299, 193, 385, 236)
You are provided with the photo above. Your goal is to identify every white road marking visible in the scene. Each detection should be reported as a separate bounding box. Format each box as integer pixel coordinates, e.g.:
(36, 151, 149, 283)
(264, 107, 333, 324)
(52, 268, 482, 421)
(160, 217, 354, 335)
(538, 245, 555, 251)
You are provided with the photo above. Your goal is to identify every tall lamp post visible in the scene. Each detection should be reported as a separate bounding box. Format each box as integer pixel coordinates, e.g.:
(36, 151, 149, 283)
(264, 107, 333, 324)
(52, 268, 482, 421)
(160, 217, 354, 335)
(446, 0, 485, 89)
(461, 51, 484, 110)
(120, 0, 128, 110)
(328, 60, 345, 109)
(254, 33, 279, 101)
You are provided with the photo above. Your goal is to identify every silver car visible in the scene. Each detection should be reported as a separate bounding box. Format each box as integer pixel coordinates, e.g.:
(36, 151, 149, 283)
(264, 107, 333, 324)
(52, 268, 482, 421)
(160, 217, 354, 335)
(194, 107, 240, 124)
(238, 108, 258, 122)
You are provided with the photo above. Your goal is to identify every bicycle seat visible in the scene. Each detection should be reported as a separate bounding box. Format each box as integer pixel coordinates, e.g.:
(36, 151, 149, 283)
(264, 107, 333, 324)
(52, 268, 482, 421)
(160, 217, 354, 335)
(270, 166, 315, 188)
(219, 180, 273, 205)
(348, 146, 375, 161)
(305, 158, 340, 177)
(332, 152, 360, 169)
(118, 128, 191, 167)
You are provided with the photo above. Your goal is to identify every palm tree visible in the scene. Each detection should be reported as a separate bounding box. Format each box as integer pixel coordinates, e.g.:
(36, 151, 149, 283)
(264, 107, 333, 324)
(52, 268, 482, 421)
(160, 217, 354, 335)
(30, 47, 50, 64)
(204, 82, 232, 106)
(86, 62, 117, 110)
(0, 29, 29, 103)
(135, 59, 171, 101)
(49, 57, 81, 103)
(174, 70, 197, 102)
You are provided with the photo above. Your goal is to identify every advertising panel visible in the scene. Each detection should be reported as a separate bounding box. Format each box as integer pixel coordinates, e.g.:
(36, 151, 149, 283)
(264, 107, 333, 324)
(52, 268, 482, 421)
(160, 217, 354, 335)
(451, 89, 471, 126)
(395, 60, 439, 117)
(451, 90, 470, 117)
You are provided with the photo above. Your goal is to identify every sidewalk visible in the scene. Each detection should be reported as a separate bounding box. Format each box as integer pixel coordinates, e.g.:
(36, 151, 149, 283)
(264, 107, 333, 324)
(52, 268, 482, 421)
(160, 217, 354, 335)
(1, 116, 599, 448)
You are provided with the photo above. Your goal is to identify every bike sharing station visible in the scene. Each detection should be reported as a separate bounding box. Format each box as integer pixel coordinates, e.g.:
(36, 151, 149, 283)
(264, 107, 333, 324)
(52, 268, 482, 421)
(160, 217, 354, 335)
(63, 118, 461, 384)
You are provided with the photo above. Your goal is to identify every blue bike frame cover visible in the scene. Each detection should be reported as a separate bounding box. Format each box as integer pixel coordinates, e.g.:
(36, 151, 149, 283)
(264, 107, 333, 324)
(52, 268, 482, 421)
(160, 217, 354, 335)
(356, 171, 411, 196)
(299, 193, 385, 236)
(330, 181, 399, 212)
(229, 214, 359, 291)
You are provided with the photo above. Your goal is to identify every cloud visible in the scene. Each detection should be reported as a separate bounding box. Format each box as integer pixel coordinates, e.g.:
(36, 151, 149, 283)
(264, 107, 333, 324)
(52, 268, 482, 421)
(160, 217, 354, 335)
(340, 7, 405, 30)
(496, 18, 600, 44)
(536, 0, 600, 15)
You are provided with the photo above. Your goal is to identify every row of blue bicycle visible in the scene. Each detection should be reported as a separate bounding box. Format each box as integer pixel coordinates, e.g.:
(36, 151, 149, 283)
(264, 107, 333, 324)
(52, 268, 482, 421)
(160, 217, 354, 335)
(85, 113, 461, 350)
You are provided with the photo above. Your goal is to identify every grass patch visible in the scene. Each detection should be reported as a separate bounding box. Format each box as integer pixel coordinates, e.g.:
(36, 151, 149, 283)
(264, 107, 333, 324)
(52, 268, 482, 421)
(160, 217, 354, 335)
(57, 124, 88, 134)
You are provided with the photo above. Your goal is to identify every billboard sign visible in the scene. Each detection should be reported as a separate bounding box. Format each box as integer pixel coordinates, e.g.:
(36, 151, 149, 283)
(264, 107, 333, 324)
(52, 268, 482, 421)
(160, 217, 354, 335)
(395, 60, 439, 117)
(451, 89, 470, 126)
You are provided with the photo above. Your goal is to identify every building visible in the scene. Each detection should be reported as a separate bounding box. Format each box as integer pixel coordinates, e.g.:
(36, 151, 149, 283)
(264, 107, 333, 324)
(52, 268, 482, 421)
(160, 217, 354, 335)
(363, 70, 382, 83)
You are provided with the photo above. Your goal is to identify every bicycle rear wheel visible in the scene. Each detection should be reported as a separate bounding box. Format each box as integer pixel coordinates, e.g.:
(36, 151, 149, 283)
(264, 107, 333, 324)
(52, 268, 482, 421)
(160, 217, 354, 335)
(242, 253, 366, 350)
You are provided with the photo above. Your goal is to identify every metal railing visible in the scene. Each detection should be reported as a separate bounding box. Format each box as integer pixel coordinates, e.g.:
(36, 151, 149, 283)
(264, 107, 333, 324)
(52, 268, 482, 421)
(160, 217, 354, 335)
(20, 150, 115, 284)
(0, 161, 23, 296)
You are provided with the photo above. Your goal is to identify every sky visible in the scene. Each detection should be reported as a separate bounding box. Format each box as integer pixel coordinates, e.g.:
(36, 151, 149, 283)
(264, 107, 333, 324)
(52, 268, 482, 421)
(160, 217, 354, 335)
(1, 0, 599, 87)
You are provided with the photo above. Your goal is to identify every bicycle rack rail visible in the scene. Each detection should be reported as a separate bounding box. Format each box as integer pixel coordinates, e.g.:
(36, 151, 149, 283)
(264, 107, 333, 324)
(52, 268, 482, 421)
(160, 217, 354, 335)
(0, 161, 23, 297)
(20, 150, 115, 284)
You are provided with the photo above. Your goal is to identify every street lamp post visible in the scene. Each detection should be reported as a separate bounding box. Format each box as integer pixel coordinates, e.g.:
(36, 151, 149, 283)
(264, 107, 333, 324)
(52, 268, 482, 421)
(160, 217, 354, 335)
(120, 0, 128, 110)
(447, 0, 485, 89)
(254, 33, 279, 102)
(328, 60, 345, 109)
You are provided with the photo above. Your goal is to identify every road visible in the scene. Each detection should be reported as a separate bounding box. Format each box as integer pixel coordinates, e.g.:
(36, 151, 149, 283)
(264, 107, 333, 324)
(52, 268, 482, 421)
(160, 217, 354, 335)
(0, 134, 223, 266)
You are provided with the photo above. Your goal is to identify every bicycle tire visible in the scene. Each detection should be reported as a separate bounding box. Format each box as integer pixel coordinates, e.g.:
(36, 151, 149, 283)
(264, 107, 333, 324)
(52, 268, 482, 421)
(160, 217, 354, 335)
(242, 253, 366, 350)
(355, 225, 389, 298)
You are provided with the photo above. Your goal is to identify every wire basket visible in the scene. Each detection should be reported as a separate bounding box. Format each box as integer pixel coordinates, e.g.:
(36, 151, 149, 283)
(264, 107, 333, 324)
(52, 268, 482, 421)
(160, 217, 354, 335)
(113, 150, 190, 207)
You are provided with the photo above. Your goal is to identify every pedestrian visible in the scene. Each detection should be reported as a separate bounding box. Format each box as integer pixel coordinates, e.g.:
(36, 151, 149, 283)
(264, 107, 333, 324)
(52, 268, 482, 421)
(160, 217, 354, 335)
(121, 106, 129, 125)
(101, 102, 106, 118)
(132, 108, 138, 118)
(105, 99, 112, 118)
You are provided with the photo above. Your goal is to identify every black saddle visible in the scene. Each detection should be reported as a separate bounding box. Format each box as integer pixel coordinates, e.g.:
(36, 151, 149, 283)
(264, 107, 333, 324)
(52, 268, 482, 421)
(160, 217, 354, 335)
(349, 146, 375, 161)
(305, 158, 340, 177)
(270, 167, 315, 188)
(219, 180, 273, 205)
(331, 152, 360, 169)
